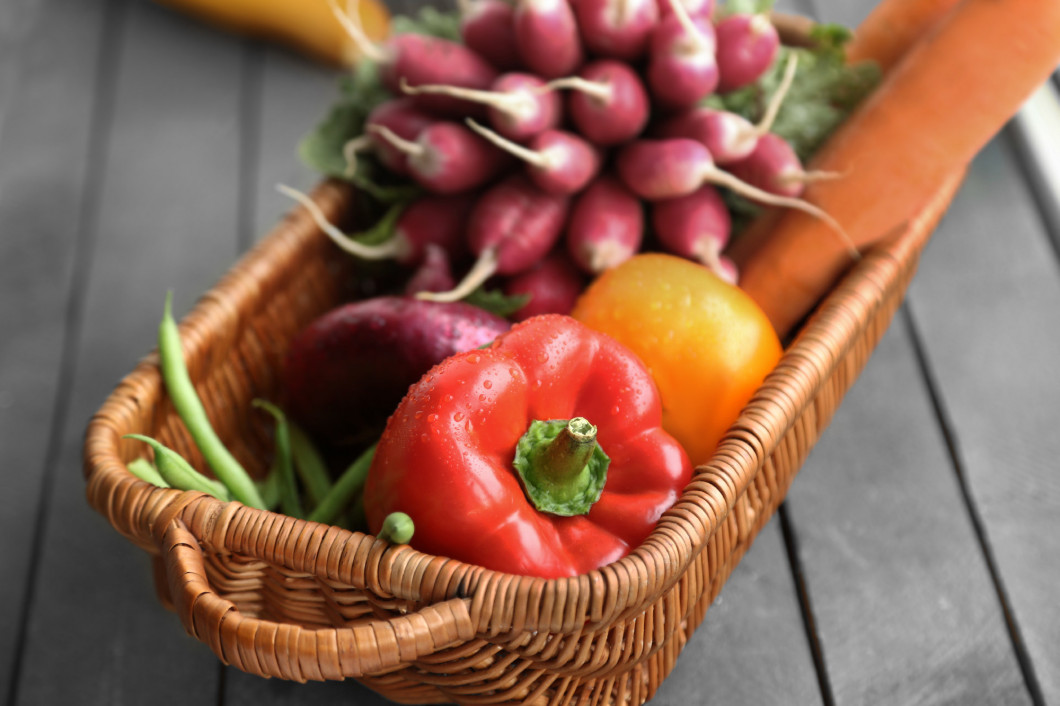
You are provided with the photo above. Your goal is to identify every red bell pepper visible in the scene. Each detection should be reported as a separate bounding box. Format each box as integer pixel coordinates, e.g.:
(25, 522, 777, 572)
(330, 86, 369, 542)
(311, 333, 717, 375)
(364, 314, 692, 578)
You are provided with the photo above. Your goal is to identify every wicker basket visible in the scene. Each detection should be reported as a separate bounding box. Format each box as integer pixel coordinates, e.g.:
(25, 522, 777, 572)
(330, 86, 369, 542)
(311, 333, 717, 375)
(83, 167, 961, 704)
(82, 14, 966, 698)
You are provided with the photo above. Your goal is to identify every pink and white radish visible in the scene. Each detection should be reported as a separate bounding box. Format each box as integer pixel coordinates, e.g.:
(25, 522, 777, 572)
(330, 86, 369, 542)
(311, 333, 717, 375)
(341, 98, 437, 178)
(330, 0, 498, 116)
(277, 186, 476, 267)
(646, 0, 719, 109)
(458, 0, 523, 71)
(715, 12, 781, 93)
(651, 185, 737, 283)
(725, 132, 841, 198)
(543, 60, 650, 145)
(417, 174, 571, 303)
(404, 244, 457, 295)
(572, 0, 659, 61)
(655, 0, 713, 20)
(565, 175, 644, 274)
(399, 73, 561, 142)
(514, 0, 585, 79)
(368, 122, 510, 194)
(653, 52, 798, 164)
(503, 250, 586, 321)
(615, 137, 858, 256)
(466, 119, 601, 195)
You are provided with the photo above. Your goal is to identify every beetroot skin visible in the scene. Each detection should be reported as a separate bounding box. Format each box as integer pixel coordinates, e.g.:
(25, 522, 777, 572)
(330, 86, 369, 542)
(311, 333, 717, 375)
(282, 297, 510, 446)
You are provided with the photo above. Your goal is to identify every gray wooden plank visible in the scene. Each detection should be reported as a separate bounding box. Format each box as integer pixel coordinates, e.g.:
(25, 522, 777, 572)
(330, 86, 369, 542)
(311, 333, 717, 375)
(12, 1, 249, 703)
(906, 138, 1060, 704)
(250, 48, 343, 243)
(651, 518, 822, 705)
(784, 308, 1031, 705)
(0, 0, 111, 696)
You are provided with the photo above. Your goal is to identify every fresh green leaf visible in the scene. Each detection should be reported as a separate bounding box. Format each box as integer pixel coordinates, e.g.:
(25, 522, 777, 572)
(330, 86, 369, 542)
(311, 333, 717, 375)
(390, 6, 462, 41)
(299, 61, 391, 180)
(707, 41, 880, 163)
(463, 287, 531, 319)
(718, 0, 776, 16)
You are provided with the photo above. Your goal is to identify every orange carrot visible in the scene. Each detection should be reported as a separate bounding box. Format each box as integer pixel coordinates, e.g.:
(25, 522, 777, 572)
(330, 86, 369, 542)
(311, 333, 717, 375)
(846, 0, 962, 73)
(728, 0, 1060, 338)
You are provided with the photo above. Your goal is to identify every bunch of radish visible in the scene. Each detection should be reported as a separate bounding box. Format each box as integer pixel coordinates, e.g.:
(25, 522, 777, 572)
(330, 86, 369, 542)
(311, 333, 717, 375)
(285, 0, 845, 321)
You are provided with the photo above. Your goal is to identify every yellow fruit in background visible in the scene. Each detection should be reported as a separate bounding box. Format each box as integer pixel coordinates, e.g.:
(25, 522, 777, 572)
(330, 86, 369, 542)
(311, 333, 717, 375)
(571, 254, 783, 467)
(154, 0, 391, 67)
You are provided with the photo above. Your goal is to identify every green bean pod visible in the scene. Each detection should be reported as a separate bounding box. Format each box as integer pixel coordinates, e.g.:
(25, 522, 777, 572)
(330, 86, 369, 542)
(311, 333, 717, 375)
(158, 292, 266, 509)
(124, 434, 230, 500)
(127, 457, 170, 488)
(289, 421, 332, 507)
(307, 443, 376, 526)
(253, 399, 304, 519)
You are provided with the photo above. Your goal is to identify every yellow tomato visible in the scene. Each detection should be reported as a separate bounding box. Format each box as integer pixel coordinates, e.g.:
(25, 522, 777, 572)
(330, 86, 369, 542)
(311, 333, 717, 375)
(154, 0, 390, 67)
(571, 254, 782, 466)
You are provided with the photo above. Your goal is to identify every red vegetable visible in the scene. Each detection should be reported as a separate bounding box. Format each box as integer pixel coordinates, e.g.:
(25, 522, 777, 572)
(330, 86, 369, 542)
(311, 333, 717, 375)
(514, 0, 585, 78)
(282, 297, 509, 446)
(459, 0, 523, 70)
(364, 315, 693, 578)
(503, 251, 586, 321)
(715, 12, 780, 92)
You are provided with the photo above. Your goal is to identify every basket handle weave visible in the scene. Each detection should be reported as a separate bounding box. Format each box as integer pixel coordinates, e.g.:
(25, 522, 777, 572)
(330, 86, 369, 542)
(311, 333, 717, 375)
(158, 518, 475, 681)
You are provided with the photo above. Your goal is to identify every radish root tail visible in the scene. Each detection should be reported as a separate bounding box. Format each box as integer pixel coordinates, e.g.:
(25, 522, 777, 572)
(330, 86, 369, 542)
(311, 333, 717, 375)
(756, 52, 798, 137)
(329, 0, 386, 63)
(416, 247, 500, 302)
(276, 184, 402, 260)
(708, 169, 861, 260)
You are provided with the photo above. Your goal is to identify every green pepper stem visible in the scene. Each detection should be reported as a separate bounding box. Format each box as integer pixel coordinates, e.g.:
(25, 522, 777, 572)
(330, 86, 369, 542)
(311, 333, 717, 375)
(538, 418, 598, 487)
(512, 417, 610, 517)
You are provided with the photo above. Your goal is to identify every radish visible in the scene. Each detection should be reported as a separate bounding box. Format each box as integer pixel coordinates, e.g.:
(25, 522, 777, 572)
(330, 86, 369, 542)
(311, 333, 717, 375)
(368, 122, 509, 194)
(277, 185, 474, 266)
(646, 0, 719, 109)
(715, 12, 780, 93)
(656, 0, 713, 20)
(418, 174, 571, 303)
(615, 138, 859, 256)
(458, 0, 523, 71)
(503, 250, 586, 321)
(330, 0, 497, 116)
(725, 132, 841, 199)
(343, 98, 436, 178)
(543, 60, 650, 145)
(653, 53, 798, 164)
(514, 0, 585, 78)
(466, 119, 601, 195)
(651, 185, 737, 282)
(404, 244, 456, 295)
(572, 0, 659, 61)
(565, 175, 644, 274)
(399, 73, 561, 142)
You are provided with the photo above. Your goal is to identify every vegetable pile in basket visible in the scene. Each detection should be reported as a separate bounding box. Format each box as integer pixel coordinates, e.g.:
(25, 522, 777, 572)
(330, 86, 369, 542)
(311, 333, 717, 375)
(127, 0, 1060, 579)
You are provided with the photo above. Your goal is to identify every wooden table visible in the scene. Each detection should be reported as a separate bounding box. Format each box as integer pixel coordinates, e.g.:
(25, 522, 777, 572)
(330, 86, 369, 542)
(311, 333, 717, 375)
(2, 1, 1058, 703)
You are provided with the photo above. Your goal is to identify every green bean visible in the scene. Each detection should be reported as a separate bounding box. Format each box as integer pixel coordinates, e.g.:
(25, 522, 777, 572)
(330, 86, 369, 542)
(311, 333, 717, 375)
(124, 434, 230, 500)
(256, 457, 282, 510)
(253, 399, 304, 519)
(158, 292, 265, 509)
(377, 512, 414, 545)
(289, 421, 332, 507)
(127, 457, 169, 488)
(307, 443, 377, 526)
